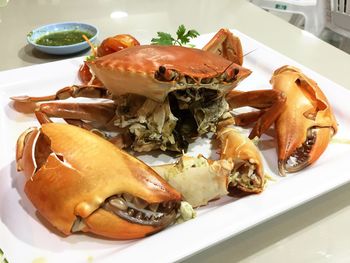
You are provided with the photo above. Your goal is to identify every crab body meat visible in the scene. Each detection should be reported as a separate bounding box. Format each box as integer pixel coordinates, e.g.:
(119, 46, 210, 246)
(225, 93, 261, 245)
(217, 127, 265, 193)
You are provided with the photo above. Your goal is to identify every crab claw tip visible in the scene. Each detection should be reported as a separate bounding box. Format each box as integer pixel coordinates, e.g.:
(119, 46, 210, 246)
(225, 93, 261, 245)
(278, 160, 286, 177)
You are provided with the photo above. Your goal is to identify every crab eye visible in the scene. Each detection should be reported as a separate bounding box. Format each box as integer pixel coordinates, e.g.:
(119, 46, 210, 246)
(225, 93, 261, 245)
(155, 66, 178, 81)
(222, 67, 241, 83)
(185, 76, 196, 84)
(201, 78, 213, 84)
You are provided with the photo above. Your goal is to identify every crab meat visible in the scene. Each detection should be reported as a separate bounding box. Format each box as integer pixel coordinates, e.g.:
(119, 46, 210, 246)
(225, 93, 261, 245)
(217, 127, 265, 193)
(153, 155, 233, 207)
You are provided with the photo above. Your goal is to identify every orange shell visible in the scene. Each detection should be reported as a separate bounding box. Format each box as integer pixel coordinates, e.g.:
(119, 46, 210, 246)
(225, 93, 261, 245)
(271, 65, 338, 174)
(17, 123, 181, 239)
(88, 45, 251, 102)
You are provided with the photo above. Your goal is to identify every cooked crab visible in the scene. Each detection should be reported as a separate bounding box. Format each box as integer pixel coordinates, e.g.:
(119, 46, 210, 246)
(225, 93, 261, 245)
(12, 29, 254, 153)
(12, 28, 339, 241)
(12, 29, 337, 177)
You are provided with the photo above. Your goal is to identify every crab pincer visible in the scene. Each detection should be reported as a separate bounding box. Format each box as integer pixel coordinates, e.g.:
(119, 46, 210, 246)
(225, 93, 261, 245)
(16, 123, 182, 239)
(271, 66, 338, 175)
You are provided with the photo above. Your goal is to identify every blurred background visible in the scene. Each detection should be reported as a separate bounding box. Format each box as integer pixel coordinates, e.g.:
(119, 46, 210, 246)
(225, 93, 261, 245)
(249, 0, 350, 54)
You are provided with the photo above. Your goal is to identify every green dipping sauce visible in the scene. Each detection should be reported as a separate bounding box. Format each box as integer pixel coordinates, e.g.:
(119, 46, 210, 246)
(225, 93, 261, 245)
(36, 30, 93, 46)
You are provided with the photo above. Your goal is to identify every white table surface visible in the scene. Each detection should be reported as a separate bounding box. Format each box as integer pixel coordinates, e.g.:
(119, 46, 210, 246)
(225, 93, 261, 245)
(1, 0, 350, 262)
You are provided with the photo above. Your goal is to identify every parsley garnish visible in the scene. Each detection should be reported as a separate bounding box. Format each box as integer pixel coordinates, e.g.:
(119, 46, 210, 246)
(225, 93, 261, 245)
(151, 25, 199, 46)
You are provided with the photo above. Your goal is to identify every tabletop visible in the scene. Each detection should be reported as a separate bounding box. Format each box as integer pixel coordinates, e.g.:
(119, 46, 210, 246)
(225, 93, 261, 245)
(1, 0, 350, 262)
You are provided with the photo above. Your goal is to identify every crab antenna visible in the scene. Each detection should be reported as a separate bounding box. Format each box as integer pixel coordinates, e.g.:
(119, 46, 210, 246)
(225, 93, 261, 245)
(242, 48, 257, 58)
(220, 59, 238, 76)
(220, 48, 258, 75)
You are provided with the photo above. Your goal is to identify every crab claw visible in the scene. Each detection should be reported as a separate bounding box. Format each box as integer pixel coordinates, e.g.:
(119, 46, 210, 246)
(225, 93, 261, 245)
(271, 66, 338, 175)
(16, 123, 181, 239)
(217, 126, 265, 194)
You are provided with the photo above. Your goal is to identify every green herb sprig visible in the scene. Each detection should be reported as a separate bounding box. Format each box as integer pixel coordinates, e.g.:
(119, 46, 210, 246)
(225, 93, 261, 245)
(151, 25, 199, 46)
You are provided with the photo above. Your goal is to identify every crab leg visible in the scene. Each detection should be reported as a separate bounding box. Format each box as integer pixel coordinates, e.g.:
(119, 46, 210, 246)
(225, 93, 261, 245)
(226, 89, 286, 139)
(34, 102, 132, 149)
(231, 111, 265, 127)
(34, 102, 117, 125)
(11, 85, 116, 128)
(202, 28, 243, 65)
(63, 119, 97, 131)
(11, 85, 112, 102)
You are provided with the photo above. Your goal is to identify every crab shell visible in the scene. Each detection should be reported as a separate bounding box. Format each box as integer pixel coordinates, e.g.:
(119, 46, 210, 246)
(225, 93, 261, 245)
(16, 123, 182, 239)
(87, 45, 252, 102)
(271, 65, 338, 174)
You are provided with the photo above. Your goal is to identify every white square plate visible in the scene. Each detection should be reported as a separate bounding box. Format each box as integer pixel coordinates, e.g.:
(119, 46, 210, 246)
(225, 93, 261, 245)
(1, 30, 350, 263)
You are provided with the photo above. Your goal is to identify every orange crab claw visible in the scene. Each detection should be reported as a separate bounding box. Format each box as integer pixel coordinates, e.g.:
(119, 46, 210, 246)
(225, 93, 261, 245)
(16, 123, 182, 239)
(271, 66, 338, 175)
(217, 126, 265, 194)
